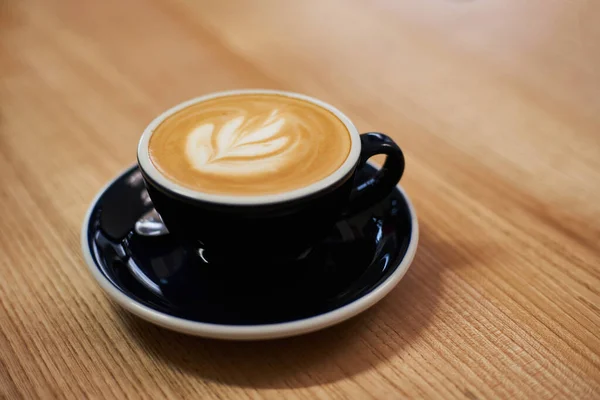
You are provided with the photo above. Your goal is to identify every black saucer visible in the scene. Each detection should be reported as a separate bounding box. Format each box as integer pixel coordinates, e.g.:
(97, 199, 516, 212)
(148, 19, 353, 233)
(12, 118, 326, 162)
(82, 164, 417, 337)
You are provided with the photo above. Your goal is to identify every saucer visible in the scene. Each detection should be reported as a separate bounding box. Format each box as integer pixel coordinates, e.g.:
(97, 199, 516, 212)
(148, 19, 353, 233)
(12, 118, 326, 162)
(81, 164, 419, 340)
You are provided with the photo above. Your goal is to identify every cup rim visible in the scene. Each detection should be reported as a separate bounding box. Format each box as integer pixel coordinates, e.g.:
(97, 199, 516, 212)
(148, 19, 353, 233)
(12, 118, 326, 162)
(137, 89, 362, 206)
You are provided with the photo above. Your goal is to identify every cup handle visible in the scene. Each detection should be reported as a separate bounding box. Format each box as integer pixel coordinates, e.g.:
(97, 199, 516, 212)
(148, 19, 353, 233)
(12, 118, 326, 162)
(344, 132, 405, 216)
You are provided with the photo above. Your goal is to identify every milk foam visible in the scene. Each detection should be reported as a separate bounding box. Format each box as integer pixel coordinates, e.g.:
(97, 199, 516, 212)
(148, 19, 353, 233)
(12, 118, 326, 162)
(148, 93, 351, 196)
(185, 110, 293, 176)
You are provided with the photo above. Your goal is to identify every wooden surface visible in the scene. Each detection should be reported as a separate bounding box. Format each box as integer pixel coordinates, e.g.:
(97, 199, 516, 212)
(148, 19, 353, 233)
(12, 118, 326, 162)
(1, 0, 599, 398)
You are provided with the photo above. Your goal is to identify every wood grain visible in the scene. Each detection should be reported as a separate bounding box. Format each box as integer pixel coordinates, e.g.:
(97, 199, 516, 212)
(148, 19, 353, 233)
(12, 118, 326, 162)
(1, 0, 599, 398)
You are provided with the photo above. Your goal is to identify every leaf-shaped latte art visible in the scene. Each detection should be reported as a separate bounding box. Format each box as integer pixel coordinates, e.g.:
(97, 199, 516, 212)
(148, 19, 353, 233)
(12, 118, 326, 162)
(149, 94, 352, 196)
(185, 109, 291, 175)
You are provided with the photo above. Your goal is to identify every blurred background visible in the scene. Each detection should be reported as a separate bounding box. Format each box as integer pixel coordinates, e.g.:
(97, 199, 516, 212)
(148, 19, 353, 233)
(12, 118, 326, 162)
(2, 0, 599, 215)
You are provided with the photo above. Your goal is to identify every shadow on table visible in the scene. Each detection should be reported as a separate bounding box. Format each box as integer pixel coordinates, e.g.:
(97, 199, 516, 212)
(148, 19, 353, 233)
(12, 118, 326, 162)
(117, 221, 477, 388)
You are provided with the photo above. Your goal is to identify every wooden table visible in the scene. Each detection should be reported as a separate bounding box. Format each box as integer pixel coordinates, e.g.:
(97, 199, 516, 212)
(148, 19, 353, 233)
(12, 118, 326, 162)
(1, 0, 599, 398)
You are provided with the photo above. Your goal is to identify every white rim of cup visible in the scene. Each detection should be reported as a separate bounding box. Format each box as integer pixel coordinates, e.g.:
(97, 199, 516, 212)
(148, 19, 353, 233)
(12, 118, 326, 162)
(137, 89, 363, 205)
(81, 164, 419, 340)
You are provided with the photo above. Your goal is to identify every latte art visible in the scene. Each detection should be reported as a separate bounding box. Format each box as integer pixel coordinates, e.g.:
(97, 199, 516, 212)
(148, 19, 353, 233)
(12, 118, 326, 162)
(185, 110, 293, 176)
(148, 93, 351, 196)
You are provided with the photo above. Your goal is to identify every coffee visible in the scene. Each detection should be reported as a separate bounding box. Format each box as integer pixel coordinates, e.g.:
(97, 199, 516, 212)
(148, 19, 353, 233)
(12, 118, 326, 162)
(148, 93, 351, 196)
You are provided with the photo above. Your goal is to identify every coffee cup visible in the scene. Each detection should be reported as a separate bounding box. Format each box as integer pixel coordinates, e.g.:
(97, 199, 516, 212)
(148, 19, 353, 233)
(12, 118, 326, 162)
(137, 89, 405, 263)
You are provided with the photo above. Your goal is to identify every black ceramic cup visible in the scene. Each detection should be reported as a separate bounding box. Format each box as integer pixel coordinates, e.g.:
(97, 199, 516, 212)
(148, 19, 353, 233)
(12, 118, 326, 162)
(137, 90, 405, 264)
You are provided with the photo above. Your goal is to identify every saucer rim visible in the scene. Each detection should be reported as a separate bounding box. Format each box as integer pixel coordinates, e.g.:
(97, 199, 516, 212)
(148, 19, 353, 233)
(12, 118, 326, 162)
(81, 164, 419, 340)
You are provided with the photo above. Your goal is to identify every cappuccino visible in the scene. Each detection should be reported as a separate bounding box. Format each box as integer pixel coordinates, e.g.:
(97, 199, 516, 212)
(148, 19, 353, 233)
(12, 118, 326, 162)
(148, 93, 351, 196)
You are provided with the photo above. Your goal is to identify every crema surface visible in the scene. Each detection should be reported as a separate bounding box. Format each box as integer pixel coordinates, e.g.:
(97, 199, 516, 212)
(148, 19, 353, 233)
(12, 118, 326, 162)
(148, 94, 351, 196)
